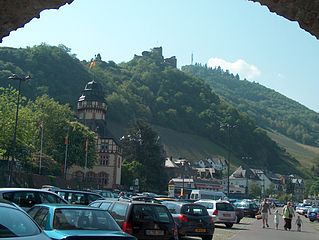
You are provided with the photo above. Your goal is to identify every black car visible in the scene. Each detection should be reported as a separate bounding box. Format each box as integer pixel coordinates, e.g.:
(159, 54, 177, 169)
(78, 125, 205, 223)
(89, 198, 118, 210)
(107, 200, 177, 240)
(162, 201, 214, 240)
(0, 199, 50, 239)
(234, 201, 259, 218)
(0, 188, 68, 210)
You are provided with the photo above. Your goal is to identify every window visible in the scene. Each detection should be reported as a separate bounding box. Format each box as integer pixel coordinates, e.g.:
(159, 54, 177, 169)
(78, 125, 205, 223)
(216, 202, 235, 211)
(86, 171, 96, 183)
(181, 205, 208, 216)
(0, 207, 41, 237)
(109, 203, 128, 222)
(98, 172, 109, 185)
(33, 207, 49, 229)
(99, 155, 109, 166)
(100, 202, 112, 210)
(3, 191, 39, 208)
(39, 192, 65, 204)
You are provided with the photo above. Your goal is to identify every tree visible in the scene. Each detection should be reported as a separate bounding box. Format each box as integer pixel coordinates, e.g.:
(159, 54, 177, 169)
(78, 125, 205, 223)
(121, 120, 167, 192)
(250, 182, 262, 198)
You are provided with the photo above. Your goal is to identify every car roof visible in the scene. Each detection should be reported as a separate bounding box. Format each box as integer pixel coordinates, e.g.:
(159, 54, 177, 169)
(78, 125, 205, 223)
(0, 188, 53, 192)
(196, 199, 229, 203)
(32, 203, 108, 210)
(53, 189, 102, 195)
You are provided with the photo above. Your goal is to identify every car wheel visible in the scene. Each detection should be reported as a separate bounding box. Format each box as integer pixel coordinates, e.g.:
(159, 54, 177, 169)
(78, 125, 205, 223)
(201, 235, 213, 240)
(225, 223, 233, 228)
(310, 219, 314, 222)
(236, 218, 241, 224)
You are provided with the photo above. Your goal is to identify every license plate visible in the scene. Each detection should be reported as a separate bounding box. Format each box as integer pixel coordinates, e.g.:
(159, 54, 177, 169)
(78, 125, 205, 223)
(145, 230, 164, 236)
(195, 228, 207, 233)
(223, 213, 231, 217)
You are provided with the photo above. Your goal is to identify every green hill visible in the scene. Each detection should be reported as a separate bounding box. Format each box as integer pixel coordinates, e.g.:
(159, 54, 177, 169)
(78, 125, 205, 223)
(182, 64, 319, 147)
(0, 45, 305, 175)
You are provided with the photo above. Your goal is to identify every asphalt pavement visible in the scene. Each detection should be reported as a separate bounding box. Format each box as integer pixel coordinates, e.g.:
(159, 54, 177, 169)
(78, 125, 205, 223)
(231, 213, 319, 240)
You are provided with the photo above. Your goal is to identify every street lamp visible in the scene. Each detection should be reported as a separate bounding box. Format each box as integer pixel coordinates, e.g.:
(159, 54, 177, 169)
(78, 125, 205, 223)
(8, 74, 31, 185)
(221, 123, 237, 197)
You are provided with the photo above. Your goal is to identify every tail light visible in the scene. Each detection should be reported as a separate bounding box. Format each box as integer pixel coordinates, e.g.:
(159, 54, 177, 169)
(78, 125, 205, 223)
(122, 221, 133, 234)
(178, 214, 188, 222)
(213, 209, 218, 215)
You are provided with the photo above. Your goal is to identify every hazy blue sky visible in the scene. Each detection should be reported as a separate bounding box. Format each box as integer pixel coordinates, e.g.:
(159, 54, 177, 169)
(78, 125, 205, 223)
(1, 0, 319, 112)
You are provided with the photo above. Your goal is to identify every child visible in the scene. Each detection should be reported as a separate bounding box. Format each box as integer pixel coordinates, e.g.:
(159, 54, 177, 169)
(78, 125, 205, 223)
(274, 209, 280, 230)
(295, 215, 303, 232)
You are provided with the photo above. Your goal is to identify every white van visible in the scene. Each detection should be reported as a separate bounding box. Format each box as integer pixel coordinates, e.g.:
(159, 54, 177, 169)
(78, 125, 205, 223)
(190, 190, 227, 201)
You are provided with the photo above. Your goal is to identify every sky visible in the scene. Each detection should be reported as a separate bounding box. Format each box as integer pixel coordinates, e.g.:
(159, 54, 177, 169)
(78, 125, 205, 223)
(1, 0, 319, 112)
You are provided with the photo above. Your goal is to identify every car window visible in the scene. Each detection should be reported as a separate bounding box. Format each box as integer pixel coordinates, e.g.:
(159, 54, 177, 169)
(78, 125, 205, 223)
(198, 201, 214, 209)
(2, 191, 39, 208)
(27, 206, 41, 218)
(67, 192, 86, 205)
(181, 204, 208, 216)
(33, 207, 49, 229)
(89, 202, 101, 208)
(100, 202, 112, 210)
(53, 208, 121, 231)
(216, 203, 235, 211)
(109, 202, 128, 222)
(132, 204, 173, 224)
(0, 207, 41, 237)
(88, 194, 101, 203)
(39, 192, 65, 204)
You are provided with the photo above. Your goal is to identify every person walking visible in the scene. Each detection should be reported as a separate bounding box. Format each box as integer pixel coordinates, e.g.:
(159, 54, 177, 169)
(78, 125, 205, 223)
(295, 215, 303, 231)
(282, 201, 295, 230)
(273, 209, 281, 230)
(259, 199, 271, 228)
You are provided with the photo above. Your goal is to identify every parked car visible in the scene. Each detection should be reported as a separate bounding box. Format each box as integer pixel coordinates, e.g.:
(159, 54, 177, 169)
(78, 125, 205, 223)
(0, 199, 51, 239)
(50, 188, 104, 205)
(108, 200, 177, 240)
(295, 203, 312, 215)
(306, 207, 319, 222)
(27, 204, 136, 239)
(195, 200, 237, 228)
(0, 188, 68, 210)
(233, 201, 259, 218)
(162, 201, 214, 240)
(93, 189, 116, 198)
(89, 198, 118, 210)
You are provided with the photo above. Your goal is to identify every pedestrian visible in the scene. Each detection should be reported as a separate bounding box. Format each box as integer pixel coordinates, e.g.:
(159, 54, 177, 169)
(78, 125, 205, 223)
(282, 201, 295, 230)
(274, 209, 281, 230)
(259, 199, 271, 228)
(295, 215, 303, 232)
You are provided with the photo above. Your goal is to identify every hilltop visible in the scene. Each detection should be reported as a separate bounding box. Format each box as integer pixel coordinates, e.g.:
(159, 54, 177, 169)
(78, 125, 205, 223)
(0, 44, 309, 176)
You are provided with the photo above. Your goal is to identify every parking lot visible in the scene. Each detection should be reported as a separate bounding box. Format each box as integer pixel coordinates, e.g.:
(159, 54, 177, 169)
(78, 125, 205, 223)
(181, 217, 256, 240)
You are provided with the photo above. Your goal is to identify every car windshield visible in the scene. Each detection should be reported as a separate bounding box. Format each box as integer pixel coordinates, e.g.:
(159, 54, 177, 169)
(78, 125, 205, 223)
(132, 204, 173, 223)
(216, 202, 235, 211)
(53, 208, 121, 231)
(0, 207, 41, 238)
(197, 201, 214, 209)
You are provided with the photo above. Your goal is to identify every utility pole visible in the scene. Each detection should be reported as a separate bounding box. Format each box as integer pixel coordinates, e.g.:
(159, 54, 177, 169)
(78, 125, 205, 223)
(64, 128, 69, 179)
(39, 121, 44, 175)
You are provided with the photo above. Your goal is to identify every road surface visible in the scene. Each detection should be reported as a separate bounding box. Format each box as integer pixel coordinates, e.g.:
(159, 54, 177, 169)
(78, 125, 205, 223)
(231, 214, 318, 240)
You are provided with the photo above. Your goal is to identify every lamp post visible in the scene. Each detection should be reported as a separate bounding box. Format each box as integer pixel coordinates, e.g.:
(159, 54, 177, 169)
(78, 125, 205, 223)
(8, 74, 31, 185)
(221, 123, 237, 197)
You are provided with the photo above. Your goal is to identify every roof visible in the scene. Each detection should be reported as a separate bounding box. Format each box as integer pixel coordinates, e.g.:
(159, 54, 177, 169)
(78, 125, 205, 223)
(78, 80, 106, 103)
(165, 158, 179, 168)
(231, 166, 261, 180)
(34, 203, 104, 210)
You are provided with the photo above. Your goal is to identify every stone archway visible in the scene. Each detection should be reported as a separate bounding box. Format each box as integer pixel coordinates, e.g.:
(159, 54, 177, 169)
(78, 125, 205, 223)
(0, 1, 319, 41)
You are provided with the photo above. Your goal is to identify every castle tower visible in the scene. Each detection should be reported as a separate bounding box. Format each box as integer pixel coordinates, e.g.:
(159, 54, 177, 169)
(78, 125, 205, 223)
(69, 80, 122, 189)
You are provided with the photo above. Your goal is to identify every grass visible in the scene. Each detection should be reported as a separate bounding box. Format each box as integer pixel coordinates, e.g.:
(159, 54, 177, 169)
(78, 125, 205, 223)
(266, 130, 319, 171)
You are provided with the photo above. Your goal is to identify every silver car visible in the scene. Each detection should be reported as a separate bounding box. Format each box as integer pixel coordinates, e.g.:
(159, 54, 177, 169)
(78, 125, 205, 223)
(195, 199, 237, 228)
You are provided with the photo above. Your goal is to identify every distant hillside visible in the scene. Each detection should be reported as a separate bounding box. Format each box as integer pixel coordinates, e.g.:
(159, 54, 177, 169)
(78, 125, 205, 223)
(182, 64, 319, 147)
(0, 45, 301, 175)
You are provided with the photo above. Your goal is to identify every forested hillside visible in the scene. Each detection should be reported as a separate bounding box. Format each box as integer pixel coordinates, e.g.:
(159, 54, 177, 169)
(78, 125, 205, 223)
(0, 44, 299, 173)
(182, 64, 319, 147)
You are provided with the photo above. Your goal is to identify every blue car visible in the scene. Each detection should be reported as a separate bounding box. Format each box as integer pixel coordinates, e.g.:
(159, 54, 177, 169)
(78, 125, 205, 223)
(27, 204, 136, 239)
(307, 207, 319, 222)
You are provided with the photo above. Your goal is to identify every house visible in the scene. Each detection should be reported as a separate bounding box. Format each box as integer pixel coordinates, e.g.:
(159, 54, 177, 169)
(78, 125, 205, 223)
(68, 80, 122, 189)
